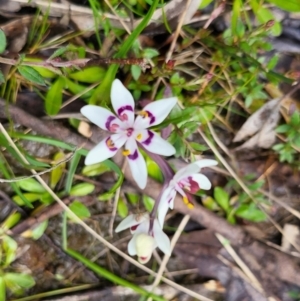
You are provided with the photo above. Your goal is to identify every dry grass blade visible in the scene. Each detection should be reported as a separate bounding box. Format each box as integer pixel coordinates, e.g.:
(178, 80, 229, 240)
(215, 233, 265, 294)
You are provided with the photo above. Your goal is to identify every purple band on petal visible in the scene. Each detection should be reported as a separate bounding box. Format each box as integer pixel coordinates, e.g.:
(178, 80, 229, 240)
(188, 176, 200, 193)
(117, 105, 133, 116)
(105, 116, 116, 131)
(145, 111, 155, 124)
(142, 130, 154, 146)
(128, 150, 138, 160)
(131, 224, 138, 231)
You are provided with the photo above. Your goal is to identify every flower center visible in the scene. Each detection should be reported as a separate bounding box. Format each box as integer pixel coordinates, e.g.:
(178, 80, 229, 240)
(126, 127, 134, 137)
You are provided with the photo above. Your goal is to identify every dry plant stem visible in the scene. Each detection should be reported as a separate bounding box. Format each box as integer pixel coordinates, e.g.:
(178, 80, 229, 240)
(165, 0, 191, 63)
(0, 57, 148, 69)
(109, 159, 127, 237)
(147, 215, 195, 301)
(215, 233, 264, 294)
(0, 123, 210, 301)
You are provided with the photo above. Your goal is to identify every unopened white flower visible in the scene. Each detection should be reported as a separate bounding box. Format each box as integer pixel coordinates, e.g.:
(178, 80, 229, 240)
(158, 159, 218, 226)
(81, 79, 177, 189)
(115, 213, 171, 264)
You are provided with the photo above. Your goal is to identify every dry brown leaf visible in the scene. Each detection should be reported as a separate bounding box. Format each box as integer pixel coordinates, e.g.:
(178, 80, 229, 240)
(233, 98, 281, 149)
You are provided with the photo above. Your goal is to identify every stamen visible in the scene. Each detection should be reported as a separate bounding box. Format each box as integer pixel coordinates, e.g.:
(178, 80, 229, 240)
(140, 111, 148, 118)
(122, 149, 131, 156)
(106, 138, 115, 149)
(183, 196, 189, 204)
(187, 203, 194, 209)
(136, 133, 142, 141)
(183, 196, 194, 209)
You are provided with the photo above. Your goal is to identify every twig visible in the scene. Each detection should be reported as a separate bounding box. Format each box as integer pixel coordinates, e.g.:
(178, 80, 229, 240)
(165, 0, 192, 63)
(215, 233, 264, 294)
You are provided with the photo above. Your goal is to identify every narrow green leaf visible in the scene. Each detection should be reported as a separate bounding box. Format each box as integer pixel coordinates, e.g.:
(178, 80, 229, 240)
(45, 76, 64, 115)
(68, 200, 91, 221)
(69, 66, 105, 83)
(0, 70, 5, 84)
(82, 163, 110, 177)
(50, 152, 66, 189)
(131, 65, 141, 81)
(0, 29, 6, 54)
(31, 220, 48, 240)
(70, 183, 95, 196)
(235, 203, 267, 222)
(49, 46, 68, 60)
(18, 66, 45, 85)
(143, 195, 155, 212)
(18, 178, 46, 193)
(65, 249, 166, 301)
(214, 187, 230, 212)
(117, 198, 128, 218)
(13, 193, 42, 205)
(4, 273, 35, 292)
(0, 277, 5, 301)
(65, 151, 81, 194)
(266, 0, 300, 12)
(3, 236, 17, 267)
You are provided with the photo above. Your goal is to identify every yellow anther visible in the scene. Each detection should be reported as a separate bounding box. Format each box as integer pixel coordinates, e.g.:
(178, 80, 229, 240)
(140, 111, 148, 118)
(122, 149, 131, 156)
(106, 139, 115, 149)
(183, 196, 189, 204)
(187, 203, 194, 209)
(136, 133, 142, 141)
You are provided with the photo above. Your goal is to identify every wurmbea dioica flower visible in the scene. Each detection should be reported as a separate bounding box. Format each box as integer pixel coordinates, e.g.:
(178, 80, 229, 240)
(115, 213, 171, 264)
(81, 79, 177, 189)
(158, 159, 218, 226)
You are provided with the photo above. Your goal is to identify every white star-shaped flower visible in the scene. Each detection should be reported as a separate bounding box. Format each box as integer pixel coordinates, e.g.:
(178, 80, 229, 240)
(158, 159, 218, 226)
(81, 79, 177, 189)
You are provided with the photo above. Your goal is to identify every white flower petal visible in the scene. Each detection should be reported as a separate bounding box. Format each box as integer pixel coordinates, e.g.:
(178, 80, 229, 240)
(153, 220, 171, 256)
(136, 233, 157, 259)
(125, 138, 148, 189)
(138, 130, 175, 156)
(173, 164, 200, 182)
(134, 97, 177, 128)
(193, 159, 218, 169)
(111, 79, 135, 126)
(115, 213, 149, 233)
(128, 234, 138, 255)
(158, 186, 176, 226)
(84, 134, 127, 165)
(81, 105, 121, 132)
(191, 174, 212, 190)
